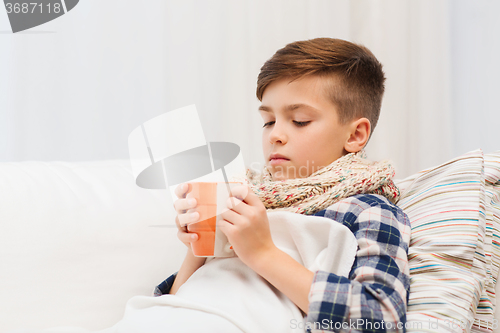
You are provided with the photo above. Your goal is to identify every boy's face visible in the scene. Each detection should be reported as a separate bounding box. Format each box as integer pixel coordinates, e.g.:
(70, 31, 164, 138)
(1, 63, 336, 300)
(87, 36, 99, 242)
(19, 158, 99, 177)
(259, 75, 353, 181)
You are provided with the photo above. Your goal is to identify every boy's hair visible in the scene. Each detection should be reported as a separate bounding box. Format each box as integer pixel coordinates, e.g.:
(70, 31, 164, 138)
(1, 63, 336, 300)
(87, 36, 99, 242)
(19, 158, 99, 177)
(257, 38, 385, 137)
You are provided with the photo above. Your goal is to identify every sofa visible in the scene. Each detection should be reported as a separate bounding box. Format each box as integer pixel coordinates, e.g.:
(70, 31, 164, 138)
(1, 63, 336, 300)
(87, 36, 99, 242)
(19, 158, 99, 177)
(1, 149, 499, 333)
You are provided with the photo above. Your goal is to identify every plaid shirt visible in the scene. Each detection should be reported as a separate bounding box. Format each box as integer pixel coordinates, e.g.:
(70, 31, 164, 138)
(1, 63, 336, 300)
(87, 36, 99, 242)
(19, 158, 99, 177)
(155, 194, 411, 333)
(305, 194, 411, 333)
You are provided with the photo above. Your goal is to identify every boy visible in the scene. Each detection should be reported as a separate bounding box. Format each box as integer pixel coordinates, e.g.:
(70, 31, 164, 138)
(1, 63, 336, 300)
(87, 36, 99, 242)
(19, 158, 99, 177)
(157, 38, 411, 332)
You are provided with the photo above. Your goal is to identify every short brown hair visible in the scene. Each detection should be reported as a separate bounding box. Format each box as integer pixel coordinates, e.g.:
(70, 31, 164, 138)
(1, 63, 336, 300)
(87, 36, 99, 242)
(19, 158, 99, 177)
(256, 38, 385, 136)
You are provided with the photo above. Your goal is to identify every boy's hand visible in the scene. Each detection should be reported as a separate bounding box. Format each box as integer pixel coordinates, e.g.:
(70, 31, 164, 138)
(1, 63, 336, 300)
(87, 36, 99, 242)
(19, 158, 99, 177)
(173, 183, 200, 249)
(220, 185, 276, 266)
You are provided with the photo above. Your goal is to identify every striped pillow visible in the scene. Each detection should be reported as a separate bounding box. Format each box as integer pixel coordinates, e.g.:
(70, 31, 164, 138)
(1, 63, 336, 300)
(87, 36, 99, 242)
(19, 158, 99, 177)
(396, 149, 487, 332)
(473, 152, 500, 333)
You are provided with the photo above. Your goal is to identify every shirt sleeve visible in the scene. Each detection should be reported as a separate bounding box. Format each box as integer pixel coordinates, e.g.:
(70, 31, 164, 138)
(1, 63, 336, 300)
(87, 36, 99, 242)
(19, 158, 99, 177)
(306, 194, 411, 333)
(153, 272, 177, 296)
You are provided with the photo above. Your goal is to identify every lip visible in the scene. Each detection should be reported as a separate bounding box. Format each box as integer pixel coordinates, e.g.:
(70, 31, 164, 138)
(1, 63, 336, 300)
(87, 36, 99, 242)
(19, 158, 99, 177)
(269, 153, 289, 161)
(269, 158, 289, 166)
(269, 153, 290, 166)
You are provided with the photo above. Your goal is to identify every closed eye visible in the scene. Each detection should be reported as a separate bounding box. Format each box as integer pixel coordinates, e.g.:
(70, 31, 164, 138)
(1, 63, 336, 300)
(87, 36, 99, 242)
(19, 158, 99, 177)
(263, 120, 311, 128)
(294, 121, 310, 127)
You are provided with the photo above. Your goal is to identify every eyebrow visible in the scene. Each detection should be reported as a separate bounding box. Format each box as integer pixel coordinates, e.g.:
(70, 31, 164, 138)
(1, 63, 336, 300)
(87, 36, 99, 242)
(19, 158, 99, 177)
(258, 104, 320, 113)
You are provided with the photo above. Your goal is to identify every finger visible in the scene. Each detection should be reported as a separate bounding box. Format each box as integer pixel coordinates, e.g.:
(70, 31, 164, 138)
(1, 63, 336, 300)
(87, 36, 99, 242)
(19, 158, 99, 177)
(174, 183, 191, 200)
(229, 185, 250, 202)
(175, 216, 189, 234)
(218, 218, 236, 237)
(226, 196, 246, 213)
(174, 183, 187, 199)
(173, 197, 198, 214)
(232, 185, 261, 206)
(220, 207, 242, 225)
(178, 209, 200, 227)
(178, 229, 198, 243)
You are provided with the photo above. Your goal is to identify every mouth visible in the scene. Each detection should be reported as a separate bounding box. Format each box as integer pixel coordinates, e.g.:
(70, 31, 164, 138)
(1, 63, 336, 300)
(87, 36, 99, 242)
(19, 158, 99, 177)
(269, 154, 289, 161)
(269, 154, 290, 165)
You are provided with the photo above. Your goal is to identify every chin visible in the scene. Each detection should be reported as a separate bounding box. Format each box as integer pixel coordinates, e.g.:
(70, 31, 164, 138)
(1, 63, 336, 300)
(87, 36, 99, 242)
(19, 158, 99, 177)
(270, 172, 287, 181)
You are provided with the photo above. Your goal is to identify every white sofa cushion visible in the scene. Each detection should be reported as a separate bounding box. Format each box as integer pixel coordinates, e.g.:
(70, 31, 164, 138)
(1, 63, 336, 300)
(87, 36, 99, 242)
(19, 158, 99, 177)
(0, 160, 185, 331)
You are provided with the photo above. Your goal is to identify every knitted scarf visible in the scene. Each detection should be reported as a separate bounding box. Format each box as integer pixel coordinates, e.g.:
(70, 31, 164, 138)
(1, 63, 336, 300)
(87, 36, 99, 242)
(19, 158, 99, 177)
(232, 150, 399, 215)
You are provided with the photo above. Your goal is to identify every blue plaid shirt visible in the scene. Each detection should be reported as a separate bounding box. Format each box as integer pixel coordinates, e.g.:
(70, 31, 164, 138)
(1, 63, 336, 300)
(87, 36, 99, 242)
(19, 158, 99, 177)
(155, 194, 411, 333)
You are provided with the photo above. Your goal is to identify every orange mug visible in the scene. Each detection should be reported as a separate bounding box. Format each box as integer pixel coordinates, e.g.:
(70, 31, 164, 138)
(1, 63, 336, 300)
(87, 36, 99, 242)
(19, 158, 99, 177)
(186, 182, 244, 257)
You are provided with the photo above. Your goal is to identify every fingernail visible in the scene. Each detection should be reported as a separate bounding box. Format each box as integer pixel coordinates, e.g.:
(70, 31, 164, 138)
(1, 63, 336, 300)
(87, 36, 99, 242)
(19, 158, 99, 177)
(191, 212, 198, 220)
(188, 198, 196, 206)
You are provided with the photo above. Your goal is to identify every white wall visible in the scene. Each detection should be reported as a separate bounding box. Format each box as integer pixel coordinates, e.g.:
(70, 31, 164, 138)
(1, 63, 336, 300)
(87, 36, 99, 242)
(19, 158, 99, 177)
(1, 0, 499, 178)
(450, 0, 500, 158)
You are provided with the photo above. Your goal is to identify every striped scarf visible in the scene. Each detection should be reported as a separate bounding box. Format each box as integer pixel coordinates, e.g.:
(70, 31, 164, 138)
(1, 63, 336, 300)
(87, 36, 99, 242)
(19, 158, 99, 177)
(234, 150, 400, 215)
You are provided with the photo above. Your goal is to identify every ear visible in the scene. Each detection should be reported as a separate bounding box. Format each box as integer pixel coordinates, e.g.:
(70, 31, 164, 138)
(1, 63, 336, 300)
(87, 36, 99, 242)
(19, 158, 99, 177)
(344, 118, 371, 153)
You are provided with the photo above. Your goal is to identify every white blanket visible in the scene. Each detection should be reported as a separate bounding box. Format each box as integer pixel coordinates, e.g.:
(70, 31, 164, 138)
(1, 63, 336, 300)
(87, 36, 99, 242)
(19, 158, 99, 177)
(10, 211, 358, 333)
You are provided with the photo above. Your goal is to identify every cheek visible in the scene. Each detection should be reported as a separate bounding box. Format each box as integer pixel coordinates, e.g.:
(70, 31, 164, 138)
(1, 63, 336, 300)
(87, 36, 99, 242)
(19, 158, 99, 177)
(299, 130, 323, 148)
(298, 129, 337, 160)
(262, 132, 269, 147)
(312, 124, 339, 144)
(262, 133, 271, 158)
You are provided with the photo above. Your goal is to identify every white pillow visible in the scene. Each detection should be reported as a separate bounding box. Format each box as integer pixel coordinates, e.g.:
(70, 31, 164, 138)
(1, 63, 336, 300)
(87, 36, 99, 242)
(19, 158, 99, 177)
(0, 160, 185, 331)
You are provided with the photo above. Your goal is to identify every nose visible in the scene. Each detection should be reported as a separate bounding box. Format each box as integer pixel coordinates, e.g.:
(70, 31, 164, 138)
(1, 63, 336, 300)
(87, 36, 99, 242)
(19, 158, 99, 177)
(268, 121, 287, 144)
